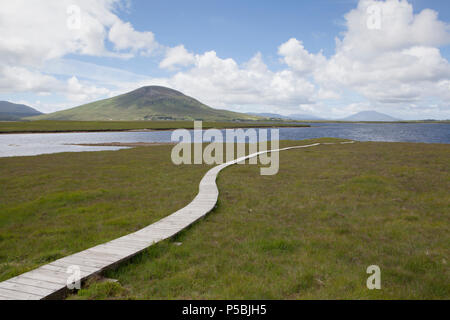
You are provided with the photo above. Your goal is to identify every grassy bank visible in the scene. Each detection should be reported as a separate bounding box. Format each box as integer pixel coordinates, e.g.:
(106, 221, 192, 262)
(1, 139, 449, 299)
(0, 145, 211, 281)
(0, 120, 309, 133)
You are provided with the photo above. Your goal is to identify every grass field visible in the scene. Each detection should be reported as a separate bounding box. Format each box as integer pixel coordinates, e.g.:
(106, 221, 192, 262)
(0, 139, 448, 299)
(0, 120, 308, 133)
(0, 145, 211, 282)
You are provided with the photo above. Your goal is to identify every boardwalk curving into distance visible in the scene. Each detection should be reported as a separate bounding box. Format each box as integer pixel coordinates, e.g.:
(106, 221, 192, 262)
(0, 141, 354, 300)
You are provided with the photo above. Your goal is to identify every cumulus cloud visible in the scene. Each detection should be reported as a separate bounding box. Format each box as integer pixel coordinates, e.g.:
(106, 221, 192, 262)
(153, 0, 450, 117)
(0, 0, 163, 106)
(0, 0, 320, 114)
(159, 45, 196, 70)
(341, 0, 450, 59)
(108, 20, 159, 55)
(165, 51, 315, 112)
(66, 76, 111, 103)
(1, 0, 450, 119)
(0, 0, 165, 65)
(0, 0, 120, 66)
(312, 0, 450, 117)
(278, 38, 326, 75)
(0, 66, 61, 94)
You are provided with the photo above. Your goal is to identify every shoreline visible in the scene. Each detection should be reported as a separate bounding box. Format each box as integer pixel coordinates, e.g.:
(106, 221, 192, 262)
(67, 142, 176, 147)
(0, 125, 310, 135)
(1, 121, 449, 135)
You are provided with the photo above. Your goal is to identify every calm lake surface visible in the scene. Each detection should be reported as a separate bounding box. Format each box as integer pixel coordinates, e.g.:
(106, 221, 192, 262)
(0, 123, 448, 158)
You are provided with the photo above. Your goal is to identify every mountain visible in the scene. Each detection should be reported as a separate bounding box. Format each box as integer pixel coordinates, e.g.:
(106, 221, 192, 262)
(246, 112, 289, 120)
(247, 112, 324, 121)
(340, 111, 400, 122)
(288, 113, 324, 121)
(0, 101, 42, 120)
(31, 86, 261, 121)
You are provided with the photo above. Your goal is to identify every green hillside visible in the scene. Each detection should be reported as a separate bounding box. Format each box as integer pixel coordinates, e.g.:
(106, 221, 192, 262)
(30, 86, 261, 121)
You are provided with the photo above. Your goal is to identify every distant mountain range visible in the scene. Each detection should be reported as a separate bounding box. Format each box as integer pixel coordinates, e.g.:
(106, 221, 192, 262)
(0, 101, 42, 121)
(247, 112, 324, 121)
(248, 110, 401, 122)
(30, 86, 261, 121)
(340, 111, 400, 122)
(289, 113, 324, 121)
(2, 91, 404, 123)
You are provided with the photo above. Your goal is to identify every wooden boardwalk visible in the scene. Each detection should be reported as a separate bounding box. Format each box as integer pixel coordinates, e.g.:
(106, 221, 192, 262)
(0, 141, 353, 300)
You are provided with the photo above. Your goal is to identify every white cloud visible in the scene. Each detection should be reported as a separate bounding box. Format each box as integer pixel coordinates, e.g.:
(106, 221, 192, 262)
(159, 45, 195, 70)
(342, 0, 450, 59)
(278, 38, 326, 75)
(0, 0, 164, 65)
(43, 58, 152, 86)
(165, 51, 315, 112)
(0, 66, 61, 94)
(66, 76, 110, 103)
(1, 0, 450, 119)
(105, 51, 316, 115)
(150, 0, 450, 118)
(108, 20, 159, 56)
(313, 0, 450, 118)
(0, 0, 121, 66)
(0, 0, 161, 104)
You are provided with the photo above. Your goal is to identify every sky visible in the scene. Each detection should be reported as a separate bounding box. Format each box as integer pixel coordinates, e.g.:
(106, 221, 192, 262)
(1, 0, 450, 120)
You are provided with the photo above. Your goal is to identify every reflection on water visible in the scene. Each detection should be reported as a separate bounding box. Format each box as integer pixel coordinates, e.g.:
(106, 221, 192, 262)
(0, 123, 448, 158)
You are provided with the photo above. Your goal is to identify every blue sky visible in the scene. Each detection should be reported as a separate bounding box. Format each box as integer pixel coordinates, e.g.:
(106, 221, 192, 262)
(122, 0, 450, 61)
(68, 0, 356, 77)
(81, 0, 450, 69)
(1, 0, 450, 119)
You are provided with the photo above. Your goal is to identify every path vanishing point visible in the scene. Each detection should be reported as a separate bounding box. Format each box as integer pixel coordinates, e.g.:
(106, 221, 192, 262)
(0, 141, 354, 300)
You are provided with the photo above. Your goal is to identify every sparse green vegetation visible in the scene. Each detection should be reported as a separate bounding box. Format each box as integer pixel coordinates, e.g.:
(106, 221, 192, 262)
(0, 145, 211, 281)
(0, 120, 308, 133)
(77, 278, 128, 300)
(1, 139, 448, 299)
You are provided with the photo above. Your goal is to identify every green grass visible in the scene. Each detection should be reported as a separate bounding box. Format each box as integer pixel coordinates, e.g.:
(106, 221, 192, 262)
(0, 145, 212, 281)
(1, 139, 448, 299)
(0, 120, 308, 133)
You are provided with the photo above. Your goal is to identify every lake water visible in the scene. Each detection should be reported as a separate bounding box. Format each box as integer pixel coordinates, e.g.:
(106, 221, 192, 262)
(0, 123, 448, 158)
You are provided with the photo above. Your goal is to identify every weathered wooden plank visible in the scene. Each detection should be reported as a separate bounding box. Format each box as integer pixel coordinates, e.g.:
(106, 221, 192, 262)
(0, 287, 41, 300)
(0, 281, 54, 297)
(7, 276, 64, 291)
(51, 257, 109, 270)
(135, 229, 178, 238)
(122, 234, 159, 243)
(108, 238, 152, 246)
(108, 239, 153, 249)
(75, 250, 123, 262)
(143, 225, 181, 231)
(86, 247, 138, 260)
(89, 244, 134, 255)
(21, 270, 73, 285)
(42, 263, 99, 275)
